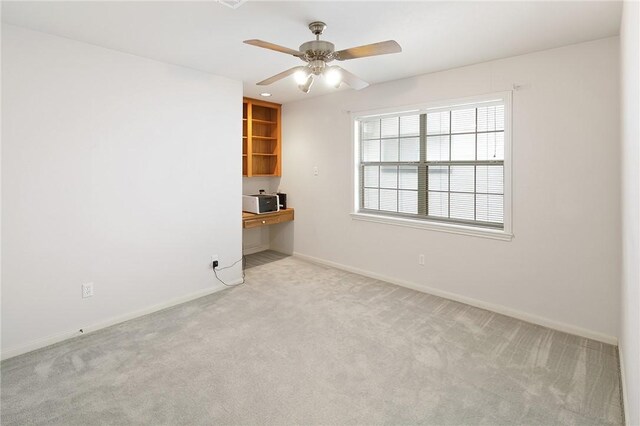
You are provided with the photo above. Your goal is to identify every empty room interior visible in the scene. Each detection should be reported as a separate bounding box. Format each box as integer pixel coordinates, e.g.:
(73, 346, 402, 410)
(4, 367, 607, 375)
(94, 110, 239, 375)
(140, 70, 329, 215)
(1, 0, 640, 424)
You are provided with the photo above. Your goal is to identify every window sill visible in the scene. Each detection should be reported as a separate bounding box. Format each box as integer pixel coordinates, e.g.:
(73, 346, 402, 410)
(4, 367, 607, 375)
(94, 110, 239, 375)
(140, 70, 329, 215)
(350, 212, 513, 241)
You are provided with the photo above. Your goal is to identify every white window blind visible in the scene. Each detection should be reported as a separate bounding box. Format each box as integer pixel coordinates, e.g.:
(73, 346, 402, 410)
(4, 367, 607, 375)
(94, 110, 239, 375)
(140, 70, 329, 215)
(358, 98, 507, 230)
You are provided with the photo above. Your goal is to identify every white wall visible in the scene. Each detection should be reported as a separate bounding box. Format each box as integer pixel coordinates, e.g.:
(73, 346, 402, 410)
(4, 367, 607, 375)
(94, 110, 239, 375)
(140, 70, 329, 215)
(1, 25, 243, 357)
(276, 37, 621, 342)
(620, 1, 640, 424)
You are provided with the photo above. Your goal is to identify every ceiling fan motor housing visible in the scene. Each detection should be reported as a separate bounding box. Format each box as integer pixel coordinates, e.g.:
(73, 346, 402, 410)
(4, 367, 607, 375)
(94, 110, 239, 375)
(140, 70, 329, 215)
(299, 40, 335, 64)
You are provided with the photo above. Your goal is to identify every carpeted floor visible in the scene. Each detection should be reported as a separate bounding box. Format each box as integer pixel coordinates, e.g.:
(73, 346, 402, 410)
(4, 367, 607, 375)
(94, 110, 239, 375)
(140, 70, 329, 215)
(1, 251, 624, 425)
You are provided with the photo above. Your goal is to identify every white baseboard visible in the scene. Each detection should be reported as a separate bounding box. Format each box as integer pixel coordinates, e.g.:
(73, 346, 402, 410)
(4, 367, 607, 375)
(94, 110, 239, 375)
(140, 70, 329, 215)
(619, 343, 630, 425)
(293, 252, 618, 346)
(243, 244, 270, 256)
(1, 282, 237, 361)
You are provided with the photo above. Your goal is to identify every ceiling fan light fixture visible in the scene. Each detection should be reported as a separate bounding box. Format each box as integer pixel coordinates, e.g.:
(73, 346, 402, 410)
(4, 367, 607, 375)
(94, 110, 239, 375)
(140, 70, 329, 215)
(298, 75, 314, 93)
(324, 67, 342, 88)
(294, 69, 310, 85)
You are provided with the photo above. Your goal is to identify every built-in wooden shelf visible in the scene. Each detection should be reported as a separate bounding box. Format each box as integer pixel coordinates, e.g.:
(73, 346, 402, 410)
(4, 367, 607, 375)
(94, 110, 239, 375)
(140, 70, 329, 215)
(243, 97, 281, 177)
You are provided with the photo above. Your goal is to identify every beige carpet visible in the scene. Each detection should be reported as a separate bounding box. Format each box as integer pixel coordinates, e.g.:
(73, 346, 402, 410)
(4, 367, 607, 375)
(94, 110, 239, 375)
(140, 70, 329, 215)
(1, 251, 624, 425)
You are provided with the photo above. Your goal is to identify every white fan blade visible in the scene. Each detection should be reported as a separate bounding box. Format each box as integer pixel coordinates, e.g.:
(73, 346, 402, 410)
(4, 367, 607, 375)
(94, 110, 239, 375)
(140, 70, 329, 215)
(257, 66, 306, 86)
(334, 66, 369, 90)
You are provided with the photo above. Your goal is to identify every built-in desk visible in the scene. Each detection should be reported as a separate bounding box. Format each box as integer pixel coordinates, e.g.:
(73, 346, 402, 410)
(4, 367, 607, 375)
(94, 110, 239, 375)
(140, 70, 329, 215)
(242, 208, 294, 229)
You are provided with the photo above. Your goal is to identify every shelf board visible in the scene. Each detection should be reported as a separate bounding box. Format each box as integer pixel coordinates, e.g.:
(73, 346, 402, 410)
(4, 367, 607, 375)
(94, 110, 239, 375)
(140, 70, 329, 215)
(242, 154, 247, 157)
(252, 136, 277, 140)
(242, 136, 248, 139)
(251, 173, 279, 177)
(252, 119, 277, 124)
(243, 118, 247, 121)
(252, 153, 277, 156)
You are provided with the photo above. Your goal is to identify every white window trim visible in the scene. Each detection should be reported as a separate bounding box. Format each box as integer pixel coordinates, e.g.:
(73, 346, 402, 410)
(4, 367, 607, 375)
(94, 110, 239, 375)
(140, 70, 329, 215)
(350, 91, 513, 241)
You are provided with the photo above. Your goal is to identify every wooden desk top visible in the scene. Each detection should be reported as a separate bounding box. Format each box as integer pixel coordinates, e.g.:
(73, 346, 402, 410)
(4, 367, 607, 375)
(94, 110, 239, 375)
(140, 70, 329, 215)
(242, 208, 294, 229)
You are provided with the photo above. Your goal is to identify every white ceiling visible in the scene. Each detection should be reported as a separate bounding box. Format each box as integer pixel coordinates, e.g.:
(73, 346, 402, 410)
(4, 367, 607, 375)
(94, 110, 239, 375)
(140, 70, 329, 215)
(2, 1, 622, 104)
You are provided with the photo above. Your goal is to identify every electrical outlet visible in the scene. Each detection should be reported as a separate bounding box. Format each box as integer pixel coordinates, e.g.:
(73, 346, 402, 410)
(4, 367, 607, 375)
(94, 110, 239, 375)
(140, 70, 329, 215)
(313, 166, 319, 176)
(418, 254, 425, 266)
(212, 255, 219, 269)
(82, 282, 94, 298)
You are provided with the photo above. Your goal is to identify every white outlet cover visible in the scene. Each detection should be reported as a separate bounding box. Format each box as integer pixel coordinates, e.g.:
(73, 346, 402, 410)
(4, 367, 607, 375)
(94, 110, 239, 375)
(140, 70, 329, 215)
(82, 282, 94, 298)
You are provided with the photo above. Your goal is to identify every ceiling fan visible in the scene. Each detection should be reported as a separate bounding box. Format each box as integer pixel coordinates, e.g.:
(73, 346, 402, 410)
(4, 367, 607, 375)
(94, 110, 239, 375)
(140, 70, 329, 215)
(244, 21, 402, 93)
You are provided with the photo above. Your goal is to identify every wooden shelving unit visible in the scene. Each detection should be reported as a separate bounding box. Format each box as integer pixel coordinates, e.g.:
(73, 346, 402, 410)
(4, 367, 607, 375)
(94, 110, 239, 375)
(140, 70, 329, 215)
(243, 97, 282, 177)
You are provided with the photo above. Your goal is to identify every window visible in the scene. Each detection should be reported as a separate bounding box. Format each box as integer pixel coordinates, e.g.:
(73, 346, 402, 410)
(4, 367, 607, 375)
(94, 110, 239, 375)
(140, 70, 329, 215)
(353, 93, 511, 239)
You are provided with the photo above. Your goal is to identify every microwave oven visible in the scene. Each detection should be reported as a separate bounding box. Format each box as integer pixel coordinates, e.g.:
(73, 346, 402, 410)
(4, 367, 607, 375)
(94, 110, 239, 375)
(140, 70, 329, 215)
(242, 194, 280, 214)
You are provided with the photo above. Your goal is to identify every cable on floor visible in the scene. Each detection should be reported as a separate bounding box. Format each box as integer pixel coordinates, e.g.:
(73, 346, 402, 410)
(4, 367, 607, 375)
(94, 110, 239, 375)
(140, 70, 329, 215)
(212, 254, 246, 287)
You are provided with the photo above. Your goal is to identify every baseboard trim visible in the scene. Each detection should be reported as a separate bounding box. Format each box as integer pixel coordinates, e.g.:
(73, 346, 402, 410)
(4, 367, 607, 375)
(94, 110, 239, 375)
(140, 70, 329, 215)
(619, 343, 630, 425)
(1, 282, 236, 361)
(293, 252, 618, 345)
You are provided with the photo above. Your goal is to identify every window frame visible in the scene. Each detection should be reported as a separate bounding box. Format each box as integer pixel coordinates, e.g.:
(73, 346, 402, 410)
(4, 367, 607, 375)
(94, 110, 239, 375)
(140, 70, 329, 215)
(350, 91, 513, 241)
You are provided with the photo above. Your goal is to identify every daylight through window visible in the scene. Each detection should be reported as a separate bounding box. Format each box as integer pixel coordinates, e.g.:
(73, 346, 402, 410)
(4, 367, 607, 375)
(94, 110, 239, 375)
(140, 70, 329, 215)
(358, 96, 508, 230)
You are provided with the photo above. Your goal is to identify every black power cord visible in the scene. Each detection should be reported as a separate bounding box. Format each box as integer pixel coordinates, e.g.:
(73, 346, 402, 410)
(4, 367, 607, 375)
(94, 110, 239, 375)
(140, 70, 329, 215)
(212, 255, 246, 287)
